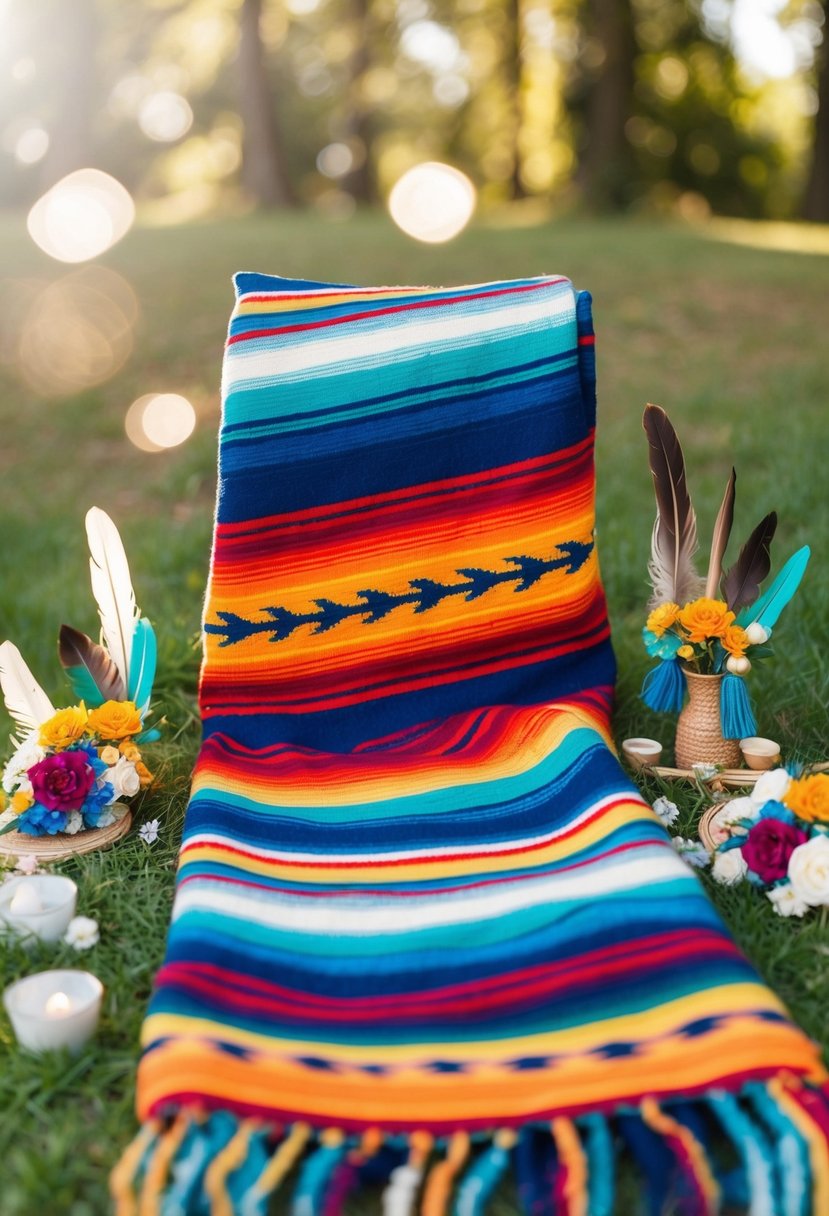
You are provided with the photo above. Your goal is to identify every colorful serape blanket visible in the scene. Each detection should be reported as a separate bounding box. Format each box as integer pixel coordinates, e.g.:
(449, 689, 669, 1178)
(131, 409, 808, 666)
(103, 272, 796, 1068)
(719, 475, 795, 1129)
(115, 275, 829, 1216)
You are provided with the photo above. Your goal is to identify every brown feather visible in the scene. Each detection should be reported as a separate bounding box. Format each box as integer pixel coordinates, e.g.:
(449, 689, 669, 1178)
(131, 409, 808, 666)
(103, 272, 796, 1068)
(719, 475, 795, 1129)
(722, 511, 777, 611)
(705, 467, 736, 598)
(643, 404, 704, 607)
(58, 623, 126, 702)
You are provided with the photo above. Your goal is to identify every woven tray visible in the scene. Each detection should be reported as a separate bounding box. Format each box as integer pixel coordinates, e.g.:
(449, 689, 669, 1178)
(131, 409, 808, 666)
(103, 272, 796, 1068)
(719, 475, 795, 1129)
(643, 759, 829, 789)
(0, 812, 132, 861)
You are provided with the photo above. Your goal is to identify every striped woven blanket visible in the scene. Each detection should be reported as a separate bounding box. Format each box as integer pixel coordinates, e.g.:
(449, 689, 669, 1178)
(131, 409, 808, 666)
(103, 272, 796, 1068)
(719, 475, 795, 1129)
(115, 275, 829, 1216)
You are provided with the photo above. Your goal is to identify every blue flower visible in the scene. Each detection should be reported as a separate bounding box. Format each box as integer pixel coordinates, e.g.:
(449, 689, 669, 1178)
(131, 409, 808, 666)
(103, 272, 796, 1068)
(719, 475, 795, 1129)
(642, 626, 683, 660)
(76, 745, 108, 780)
(758, 800, 795, 825)
(81, 780, 116, 828)
(16, 802, 69, 836)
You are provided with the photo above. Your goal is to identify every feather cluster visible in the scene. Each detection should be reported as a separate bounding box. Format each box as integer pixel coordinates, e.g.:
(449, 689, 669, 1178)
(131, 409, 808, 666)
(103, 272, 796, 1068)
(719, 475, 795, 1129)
(0, 508, 156, 747)
(644, 404, 785, 615)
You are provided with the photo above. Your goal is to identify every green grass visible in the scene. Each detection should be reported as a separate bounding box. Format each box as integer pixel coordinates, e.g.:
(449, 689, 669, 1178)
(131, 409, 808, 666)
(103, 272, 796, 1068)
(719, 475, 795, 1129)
(0, 208, 827, 1214)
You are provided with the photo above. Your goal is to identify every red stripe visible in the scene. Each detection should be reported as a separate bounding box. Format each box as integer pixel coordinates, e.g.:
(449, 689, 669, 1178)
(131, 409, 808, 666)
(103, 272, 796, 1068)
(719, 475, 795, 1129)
(226, 281, 563, 346)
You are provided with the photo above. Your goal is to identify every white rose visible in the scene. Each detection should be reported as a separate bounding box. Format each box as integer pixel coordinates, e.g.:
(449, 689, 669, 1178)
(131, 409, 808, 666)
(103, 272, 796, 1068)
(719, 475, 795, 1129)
(751, 767, 791, 807)
(787, 835, 829, 908)
(2, 732, 45, 793)
(712, 847, 747, 885)
(767, 883, 808, 918)
(108, 757, 141, 798)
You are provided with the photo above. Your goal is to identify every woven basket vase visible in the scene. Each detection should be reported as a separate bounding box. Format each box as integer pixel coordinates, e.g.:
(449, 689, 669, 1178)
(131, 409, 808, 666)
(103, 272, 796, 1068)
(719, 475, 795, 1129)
(675, 671, 742, 770)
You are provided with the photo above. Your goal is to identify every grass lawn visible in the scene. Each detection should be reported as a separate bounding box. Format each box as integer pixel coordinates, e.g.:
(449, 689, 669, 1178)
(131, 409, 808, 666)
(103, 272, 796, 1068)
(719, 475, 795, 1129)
(0, 208, 827, 1214)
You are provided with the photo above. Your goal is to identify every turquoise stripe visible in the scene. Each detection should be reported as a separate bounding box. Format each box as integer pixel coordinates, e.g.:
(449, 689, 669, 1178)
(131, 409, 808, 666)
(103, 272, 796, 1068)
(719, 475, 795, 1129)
(171, 873, 710, 962)
(188, 728, 617, 827)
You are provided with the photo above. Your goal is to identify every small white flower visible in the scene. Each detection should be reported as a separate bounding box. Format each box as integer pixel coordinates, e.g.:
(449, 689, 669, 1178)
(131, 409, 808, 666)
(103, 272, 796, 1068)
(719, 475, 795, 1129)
(767, 883, 808, 918)
(671, 837, 710, 868)
(63, 915, 99, 950)
(63, 811, 84, 836)
(712, 847, 748, 885)
(14, 854, 39, 876)
(652, 796, 679, 826)
(744, 622, 770, 646)
(139, 818, 159, 845)
(751, 767, 792, 807)
(108, 757, 141, 799)
(788, 835, 829, 908)
(2, 732, 44, 793)
(692, 762, 719, 781)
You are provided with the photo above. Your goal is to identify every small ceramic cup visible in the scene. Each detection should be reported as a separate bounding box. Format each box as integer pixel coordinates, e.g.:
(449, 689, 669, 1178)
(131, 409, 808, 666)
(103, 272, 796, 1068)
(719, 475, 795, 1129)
(621, 737, 663, 770)
(739, 736, 781, 771)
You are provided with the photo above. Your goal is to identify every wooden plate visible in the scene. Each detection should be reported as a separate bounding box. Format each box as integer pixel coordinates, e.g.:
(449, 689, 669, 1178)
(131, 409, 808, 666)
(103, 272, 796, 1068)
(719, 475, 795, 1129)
(0, 812, 132, 862)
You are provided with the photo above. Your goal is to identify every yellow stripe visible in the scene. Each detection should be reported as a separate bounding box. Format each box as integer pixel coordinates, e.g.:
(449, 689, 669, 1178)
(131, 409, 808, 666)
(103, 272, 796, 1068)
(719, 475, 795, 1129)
(138, 1113, 190, 1216)
(141, 984, 789, 1064)
(551, 1118, 588, 1216)
(204, 1119, 258, 1216)
(770, 1078, 829, 1216)
(248, 1122, 311, 1199)
(109, 1121, 160, 1216)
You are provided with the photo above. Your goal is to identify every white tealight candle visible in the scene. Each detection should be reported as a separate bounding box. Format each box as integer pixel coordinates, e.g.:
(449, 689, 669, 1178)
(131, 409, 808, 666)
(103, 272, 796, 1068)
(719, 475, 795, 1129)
(9, 885, 44, 916)
(3, 970, 103, 1053)
(0, 875, 77, 945)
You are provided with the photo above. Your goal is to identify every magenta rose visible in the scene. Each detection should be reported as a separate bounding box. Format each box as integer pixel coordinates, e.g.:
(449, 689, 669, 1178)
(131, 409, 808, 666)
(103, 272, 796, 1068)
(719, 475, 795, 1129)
(742, 817, 808, 884)
(29, 751, 94, 812)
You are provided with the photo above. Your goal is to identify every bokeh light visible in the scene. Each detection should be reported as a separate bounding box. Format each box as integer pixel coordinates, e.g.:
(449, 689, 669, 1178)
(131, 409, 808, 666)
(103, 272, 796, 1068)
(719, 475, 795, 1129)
(316, 142, 354, 179)
(26, 169, 135, 263)
(14, 127, 49, 165)
(388, 162, 476, 243)
(125, 393, 196, 453)
(16, 267, 138, 397)
(138, 91, 194, 142)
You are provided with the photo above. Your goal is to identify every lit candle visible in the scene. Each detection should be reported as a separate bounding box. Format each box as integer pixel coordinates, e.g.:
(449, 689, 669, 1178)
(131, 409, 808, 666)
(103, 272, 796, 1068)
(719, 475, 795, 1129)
(0, 876, 77, 945)
(3, 970, 103, 1053)
(45, 991, 73, 1018)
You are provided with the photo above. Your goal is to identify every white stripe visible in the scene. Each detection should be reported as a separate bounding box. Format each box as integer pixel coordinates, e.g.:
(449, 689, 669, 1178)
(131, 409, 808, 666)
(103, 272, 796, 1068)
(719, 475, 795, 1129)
(223, 295, 572, 391)
(183, 792, 638, 866)
(173, 851, 687, 935)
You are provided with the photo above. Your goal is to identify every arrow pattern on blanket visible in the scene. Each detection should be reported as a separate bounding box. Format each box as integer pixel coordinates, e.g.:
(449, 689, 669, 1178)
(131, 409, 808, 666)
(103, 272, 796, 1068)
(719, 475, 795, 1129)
(205, 539, 594, 647)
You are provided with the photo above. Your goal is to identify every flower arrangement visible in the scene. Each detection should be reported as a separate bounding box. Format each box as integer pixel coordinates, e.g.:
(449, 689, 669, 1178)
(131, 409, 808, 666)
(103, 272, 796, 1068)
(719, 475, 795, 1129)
(1, 701, 152, 837)
(708, 769, 829, 918)
(0, 508, 157, 841)
(640, 404, 810, 739)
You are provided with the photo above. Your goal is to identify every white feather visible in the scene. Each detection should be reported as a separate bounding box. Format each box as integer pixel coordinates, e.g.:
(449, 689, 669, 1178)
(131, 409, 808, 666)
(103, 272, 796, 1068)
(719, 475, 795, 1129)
(85, 507, 138, 692)
(647, 513, 705, 609)
(0, 641, 55, 737)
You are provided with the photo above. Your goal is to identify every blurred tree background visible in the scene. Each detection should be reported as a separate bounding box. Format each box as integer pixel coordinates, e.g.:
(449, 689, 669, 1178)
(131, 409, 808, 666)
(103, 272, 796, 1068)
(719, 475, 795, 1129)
(1, 0, 826, 223)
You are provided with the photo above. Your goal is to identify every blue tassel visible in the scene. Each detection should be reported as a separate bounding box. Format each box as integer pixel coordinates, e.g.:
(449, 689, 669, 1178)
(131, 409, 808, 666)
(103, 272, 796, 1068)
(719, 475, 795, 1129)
(720, 674, 756, 739)
(641, 659, 686, 713)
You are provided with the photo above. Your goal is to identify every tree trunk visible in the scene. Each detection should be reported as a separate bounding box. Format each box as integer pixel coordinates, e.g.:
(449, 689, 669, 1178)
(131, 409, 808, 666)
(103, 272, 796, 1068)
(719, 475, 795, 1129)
(40, 0, 97, 188)
(506, 0, 526, 200)
(576, 0, 637, 210)
(343, 0, 375, 204)
(802, 4, 829, 222)
(238, 0, 295, 208)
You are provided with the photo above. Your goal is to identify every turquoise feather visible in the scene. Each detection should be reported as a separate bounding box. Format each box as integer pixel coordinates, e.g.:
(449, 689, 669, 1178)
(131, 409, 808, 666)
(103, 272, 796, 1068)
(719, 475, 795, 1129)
(128, 619, 157, 714)
(737, 546, 810, 631)
(64, 665, 106, 708)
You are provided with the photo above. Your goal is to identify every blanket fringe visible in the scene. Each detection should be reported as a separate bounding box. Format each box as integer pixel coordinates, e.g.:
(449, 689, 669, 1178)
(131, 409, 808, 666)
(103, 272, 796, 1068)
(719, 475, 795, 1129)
(112, 1080, 829, 1215)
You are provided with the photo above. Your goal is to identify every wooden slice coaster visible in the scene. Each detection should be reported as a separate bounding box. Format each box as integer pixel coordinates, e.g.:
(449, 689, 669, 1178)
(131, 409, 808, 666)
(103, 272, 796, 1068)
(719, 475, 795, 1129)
(0, 812, 132, 862)
(698, 804, 744, 851)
